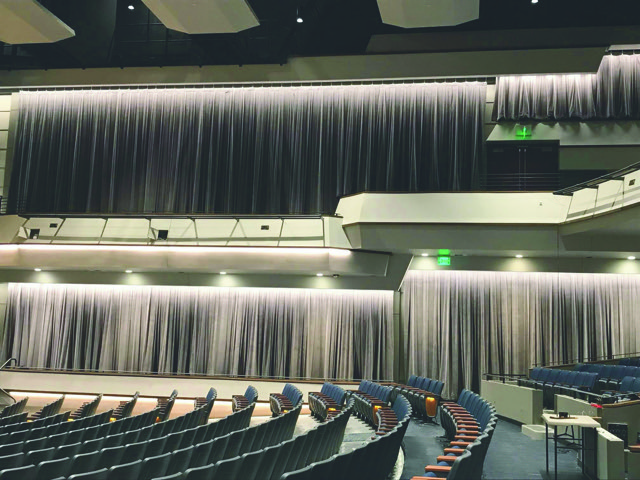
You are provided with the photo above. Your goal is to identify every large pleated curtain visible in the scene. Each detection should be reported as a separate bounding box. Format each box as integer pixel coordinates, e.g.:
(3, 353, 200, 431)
(402, 270, 640, 397)
(1, 283, 394, 381)
(8, 82, 486, 215)
(495, 54, 640, 120)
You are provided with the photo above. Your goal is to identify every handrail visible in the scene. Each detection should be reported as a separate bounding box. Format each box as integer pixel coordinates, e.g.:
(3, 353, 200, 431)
(482, 373, 528, 384)
(554, 160, 640, 196)
(0, 358, 17, 371)
(532, 351, 640, 369)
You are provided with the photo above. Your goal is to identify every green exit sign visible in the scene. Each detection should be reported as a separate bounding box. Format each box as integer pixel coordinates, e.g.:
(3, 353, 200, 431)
(516, 124, 532, 138)
(437, 256, 451, 266)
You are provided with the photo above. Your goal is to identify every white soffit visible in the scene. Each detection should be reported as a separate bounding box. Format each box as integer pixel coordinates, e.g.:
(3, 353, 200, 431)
(377, 0, 479, 28)
(0, 0, 75, 44)
(142, 0, 259, 34)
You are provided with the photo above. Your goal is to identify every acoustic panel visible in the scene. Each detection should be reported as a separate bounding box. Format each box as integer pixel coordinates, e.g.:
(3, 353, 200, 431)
(142, 0, 259, 34)
(0, 0, 75, 44)
(377, 0, 479, 28)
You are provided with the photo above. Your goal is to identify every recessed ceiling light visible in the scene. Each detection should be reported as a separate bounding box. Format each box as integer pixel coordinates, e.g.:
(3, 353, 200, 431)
(297, 16, 303, 23)
(515, 255, 524, 258)
(125, 269, 133, 273)
(34, 268, 42, 272)
(316, 273, 323, 277)
(421, 253, 429, 257)
(220, 271, 227, 275)
(531, 0, 538, 3)
(628, 256, 636, 261)
(128, 5, 134, 10)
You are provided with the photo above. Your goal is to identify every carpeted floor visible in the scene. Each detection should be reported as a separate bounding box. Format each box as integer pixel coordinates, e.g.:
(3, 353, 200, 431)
(401, 417, 587, 480)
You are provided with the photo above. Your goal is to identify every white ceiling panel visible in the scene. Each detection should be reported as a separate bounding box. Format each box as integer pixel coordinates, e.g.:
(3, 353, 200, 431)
(377, 0, 479, 28)
(142, 0, 259, 34)
(0, 0, 75, 44)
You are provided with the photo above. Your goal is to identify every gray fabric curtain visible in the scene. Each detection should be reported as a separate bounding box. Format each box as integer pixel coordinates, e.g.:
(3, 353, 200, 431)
(1, 283, 394, 381)
(495, 54, 640, 120)
(402, 270, 640, 397)
(9, 82, 486, 215)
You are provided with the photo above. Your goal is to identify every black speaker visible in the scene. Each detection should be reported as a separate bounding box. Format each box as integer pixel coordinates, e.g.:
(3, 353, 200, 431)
(29, 228, 40, 239)
(157, 229, 169, 241)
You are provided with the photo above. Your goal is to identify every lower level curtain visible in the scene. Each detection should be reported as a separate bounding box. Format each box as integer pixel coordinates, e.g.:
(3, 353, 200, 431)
(1, 283, 394, 381)
(402, 270, 640, 397)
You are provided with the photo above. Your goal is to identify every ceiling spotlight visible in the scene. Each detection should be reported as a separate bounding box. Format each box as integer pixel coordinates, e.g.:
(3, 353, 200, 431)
(220, 271, 227, 275)
(316, 273, 323, 277)
(628, 256, 636, 261)
(128, 4, 134, 10)
(34, 268, 42, 272)
(421, 253, 429, 257)
(515, 255, 524, 258)
(125, 269, 133, 273)
(297, 16, 303, 23)
(531, 0, 538, 3)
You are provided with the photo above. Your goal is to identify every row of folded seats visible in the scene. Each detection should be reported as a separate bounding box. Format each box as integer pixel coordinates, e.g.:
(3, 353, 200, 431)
(620, 358, 640, 366)
(573, 364, 640, 390)
(348, 380, 392, 428)
(386, 375, 445, 420)
(165, 402, 352, 480)
(29, 397, 65, 422)
(308, 383, 346, 421)
(411, 390, 497, 480)
(282, 396, 411, 480)
(0, 389, 221, 480)
(269, 384, 303, 417)
(520, 368, 598, 407)
(231, 386, 258, 413)
(0, 399, 28, 419)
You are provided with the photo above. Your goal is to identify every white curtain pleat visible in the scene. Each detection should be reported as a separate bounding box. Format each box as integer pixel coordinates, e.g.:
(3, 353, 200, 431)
(495, 54, 640, 120)
(402, 270, 640, 398)
(1, 283, 394, 381)
(10, 82, 486, 215)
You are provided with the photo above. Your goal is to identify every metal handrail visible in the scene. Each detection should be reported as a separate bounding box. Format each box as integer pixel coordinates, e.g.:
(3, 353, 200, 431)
(532, 351, 640, 369)
(0, 358, 17, 371)
(554, 160, 640, 196)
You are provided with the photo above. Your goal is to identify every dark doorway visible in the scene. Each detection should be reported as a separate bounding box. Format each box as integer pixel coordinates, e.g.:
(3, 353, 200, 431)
(483, 141, 560, 191)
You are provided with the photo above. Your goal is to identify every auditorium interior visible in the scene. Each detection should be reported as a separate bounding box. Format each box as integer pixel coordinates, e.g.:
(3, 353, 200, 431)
(1, 0, 640, 479)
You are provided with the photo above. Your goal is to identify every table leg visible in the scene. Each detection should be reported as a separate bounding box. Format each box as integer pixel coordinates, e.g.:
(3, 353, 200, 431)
(581, 427, 585, 474)
(554, 426, 558, 480)
(593, 428, 598, 480)
(544, 423, 549, 473)
(546, 422, 549, 473)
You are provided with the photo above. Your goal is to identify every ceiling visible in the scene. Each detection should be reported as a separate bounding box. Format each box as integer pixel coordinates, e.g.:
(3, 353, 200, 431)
(0, 0, 639, 71)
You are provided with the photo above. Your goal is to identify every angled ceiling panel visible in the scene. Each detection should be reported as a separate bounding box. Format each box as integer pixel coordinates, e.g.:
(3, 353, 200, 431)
(377, 0, 479, 29)
(0, 0, 75, 44)
(142, 0, 259, 34)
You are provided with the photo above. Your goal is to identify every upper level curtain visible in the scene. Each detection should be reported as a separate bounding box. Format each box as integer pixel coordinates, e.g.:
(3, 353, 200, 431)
(495, 54, 640, 121)
(401, 270, 640, 397)
(8, 82, 486, 215)
(1, 283, 394, 381)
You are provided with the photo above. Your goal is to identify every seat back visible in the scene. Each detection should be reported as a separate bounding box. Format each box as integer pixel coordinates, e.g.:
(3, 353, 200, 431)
(619, 376, 635, 392)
